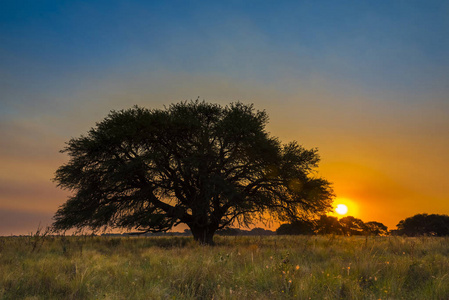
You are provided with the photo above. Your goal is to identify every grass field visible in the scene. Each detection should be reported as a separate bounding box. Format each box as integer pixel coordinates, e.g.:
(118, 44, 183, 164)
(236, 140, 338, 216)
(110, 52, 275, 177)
(1, 234, 449, 299)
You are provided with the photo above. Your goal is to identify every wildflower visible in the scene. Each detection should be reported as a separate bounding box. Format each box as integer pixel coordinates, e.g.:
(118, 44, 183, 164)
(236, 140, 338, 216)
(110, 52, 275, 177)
(296, 265, 300, 270)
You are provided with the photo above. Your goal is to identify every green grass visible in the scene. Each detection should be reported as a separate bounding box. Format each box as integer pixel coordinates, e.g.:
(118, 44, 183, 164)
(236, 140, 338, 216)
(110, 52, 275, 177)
(1, 235, 449, 299)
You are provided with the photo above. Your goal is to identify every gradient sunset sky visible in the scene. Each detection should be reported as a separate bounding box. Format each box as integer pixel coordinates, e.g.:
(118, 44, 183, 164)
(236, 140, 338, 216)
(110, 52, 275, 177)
(1, 1, 448, 235)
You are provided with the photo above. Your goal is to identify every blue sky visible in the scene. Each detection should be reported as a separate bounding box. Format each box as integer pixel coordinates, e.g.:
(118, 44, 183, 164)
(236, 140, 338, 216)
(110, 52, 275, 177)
(3, 0, 448, 103)
(1, 1, 449, 234)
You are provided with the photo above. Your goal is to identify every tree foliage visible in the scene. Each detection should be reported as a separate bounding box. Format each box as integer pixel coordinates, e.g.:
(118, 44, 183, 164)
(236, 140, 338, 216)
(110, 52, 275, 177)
(314, 215, 344, 235)
(396, 214, 449, 236)
(339, 216, 367, 236)
(278, 215, 389, 236)
(276, 220, 315, 235)
(53, 101, 333, 244)
(364, 221, 388, 236)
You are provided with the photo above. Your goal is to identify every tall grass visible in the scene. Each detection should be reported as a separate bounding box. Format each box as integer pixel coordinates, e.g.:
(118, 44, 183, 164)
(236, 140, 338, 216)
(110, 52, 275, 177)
(1, 235, 449, 299)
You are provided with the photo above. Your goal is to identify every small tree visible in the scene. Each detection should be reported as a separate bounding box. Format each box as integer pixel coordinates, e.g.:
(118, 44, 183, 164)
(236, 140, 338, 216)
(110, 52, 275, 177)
(53, 101, 333, 244)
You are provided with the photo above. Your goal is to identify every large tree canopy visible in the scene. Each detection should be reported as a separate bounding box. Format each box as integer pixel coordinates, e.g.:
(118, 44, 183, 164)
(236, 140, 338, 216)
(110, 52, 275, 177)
(53, 101, 334, 244)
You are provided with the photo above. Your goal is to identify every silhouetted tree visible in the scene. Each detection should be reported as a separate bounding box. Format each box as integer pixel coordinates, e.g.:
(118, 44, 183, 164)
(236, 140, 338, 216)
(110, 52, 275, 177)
(339, 216, 366, 236)
(276, 220, 315, 235)
(364, 221, 388, 236)
(52, 101, 334, 245)
(396, 214, 449, 236)
(315, 215, 343, 235)
(278, 215, 389, 236)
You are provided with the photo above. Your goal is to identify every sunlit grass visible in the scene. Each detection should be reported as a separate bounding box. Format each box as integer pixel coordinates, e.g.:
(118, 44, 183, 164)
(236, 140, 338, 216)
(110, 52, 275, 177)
(1, 235, 449, 299)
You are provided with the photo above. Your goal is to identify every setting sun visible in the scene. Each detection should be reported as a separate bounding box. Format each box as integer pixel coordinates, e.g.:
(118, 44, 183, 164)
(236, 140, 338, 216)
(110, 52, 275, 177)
(330, 197, 360, 219)
(335, 204, 348, 215)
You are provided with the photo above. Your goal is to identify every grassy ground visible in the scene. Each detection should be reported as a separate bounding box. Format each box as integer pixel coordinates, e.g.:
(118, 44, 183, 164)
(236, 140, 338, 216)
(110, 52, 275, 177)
(1, 235, 449, 299)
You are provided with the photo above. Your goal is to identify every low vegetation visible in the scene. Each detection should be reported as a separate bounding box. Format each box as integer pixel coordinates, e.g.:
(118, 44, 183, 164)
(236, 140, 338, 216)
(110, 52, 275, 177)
(1, 234, 449, 299)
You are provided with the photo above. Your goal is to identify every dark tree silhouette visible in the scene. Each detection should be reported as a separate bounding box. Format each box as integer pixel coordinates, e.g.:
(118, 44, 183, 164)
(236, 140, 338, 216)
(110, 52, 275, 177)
(396, 214, 449, 236)
(339, 216, 366, 236)
(279, 215, 389, 236)
(314, 215, 343, 235)
(52, 101, 333, 244)
(276, 220, 315, 235)
(364, 221, 388, 236)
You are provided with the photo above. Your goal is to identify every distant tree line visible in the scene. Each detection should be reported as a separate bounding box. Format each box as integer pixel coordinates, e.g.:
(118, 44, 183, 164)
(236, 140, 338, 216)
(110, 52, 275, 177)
(275, 213, 449, 237)
(102, 227, 277, 237)
(276, 216, 388, 236)
(215, 227, 276, 236)
(394, 214, 449, 236)
(101, 213, 449, 238)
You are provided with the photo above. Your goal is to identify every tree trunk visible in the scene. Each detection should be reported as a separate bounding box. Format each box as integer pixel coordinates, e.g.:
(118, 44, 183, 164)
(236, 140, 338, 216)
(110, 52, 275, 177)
(190, 225, 216, 245)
